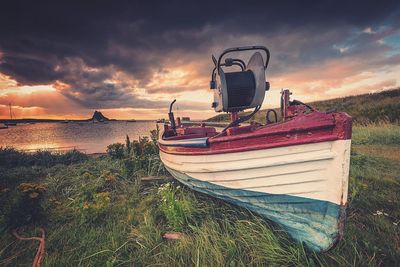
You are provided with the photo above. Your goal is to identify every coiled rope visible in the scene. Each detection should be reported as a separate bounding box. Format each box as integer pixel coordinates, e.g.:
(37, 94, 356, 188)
(12, 228, 45, 267)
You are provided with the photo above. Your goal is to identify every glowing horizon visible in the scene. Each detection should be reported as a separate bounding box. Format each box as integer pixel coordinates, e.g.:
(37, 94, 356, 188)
(1, 2, 399, 120)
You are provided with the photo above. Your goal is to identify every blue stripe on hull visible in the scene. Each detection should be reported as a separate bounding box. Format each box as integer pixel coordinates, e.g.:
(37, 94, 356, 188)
(165, 167, 345, 252)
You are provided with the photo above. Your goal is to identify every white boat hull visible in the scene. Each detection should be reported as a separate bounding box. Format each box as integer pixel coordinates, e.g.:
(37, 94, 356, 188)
(160, 139, 351, 251)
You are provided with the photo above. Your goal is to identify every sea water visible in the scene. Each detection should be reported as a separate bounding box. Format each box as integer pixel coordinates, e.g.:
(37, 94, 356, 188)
(0, 121, 158, 154)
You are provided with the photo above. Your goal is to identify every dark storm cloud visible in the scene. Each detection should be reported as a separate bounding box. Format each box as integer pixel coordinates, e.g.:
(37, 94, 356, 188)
(0, 0, 399, 108)
(0, 55, 61, 84)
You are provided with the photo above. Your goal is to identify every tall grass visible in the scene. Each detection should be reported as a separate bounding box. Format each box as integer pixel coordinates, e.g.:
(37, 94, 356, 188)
(352, 123, 400, 145)
(1, 126, 399, 266)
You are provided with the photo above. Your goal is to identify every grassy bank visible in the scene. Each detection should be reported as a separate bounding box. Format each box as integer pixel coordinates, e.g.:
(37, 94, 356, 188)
(1, 126, 399, 266)
(206, 88, 400, 124)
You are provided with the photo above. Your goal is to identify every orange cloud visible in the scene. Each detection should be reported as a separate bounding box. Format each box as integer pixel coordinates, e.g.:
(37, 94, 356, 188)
(270, 55, 400, 103)
(1, 35, 400, 120)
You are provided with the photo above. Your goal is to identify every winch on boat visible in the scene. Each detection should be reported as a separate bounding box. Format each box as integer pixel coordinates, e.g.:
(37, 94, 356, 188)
(158, 46, 352, 252)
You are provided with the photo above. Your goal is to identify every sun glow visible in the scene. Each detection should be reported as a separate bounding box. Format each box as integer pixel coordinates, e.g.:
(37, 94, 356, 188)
(0, 74, 56, 95)
(147, 69, 189, 88)
(2, 84, 56, 95)
(145, 64, 208, 93)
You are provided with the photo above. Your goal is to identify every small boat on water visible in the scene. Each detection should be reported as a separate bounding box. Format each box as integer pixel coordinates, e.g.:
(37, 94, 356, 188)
(0, 124, 8, 129)
(5, 103, 17, 126)
(3, 122, 15, 126)
(158, 46, 352, 252)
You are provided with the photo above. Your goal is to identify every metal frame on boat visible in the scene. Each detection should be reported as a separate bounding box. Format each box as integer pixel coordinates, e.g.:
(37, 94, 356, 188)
(158, 46, 352, 252)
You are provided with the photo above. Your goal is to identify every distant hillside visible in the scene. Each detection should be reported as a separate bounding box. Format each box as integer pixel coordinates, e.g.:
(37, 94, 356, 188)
(205, 88, 400, 124)
(0, 111, 112, 123)
(91, 111, 109, 121)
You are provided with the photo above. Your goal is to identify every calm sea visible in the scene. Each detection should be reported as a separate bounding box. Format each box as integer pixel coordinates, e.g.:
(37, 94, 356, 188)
(0, 121, 158, 154)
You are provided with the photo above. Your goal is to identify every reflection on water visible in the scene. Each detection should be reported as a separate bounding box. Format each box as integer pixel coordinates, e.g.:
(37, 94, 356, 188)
(0, 121, 158, 153)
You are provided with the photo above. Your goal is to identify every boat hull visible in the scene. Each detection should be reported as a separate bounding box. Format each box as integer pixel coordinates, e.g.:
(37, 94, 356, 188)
(160, 139, 351, 252)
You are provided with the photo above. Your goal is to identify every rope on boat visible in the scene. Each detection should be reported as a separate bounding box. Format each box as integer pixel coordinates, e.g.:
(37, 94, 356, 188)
(12, 228, 45, 267)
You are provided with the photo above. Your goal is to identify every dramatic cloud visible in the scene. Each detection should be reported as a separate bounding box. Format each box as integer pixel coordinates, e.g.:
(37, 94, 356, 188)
(0, 0, 400, 119)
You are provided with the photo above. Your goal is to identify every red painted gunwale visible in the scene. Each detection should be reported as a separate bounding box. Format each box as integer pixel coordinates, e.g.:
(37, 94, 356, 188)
(159, 111, 352, 156)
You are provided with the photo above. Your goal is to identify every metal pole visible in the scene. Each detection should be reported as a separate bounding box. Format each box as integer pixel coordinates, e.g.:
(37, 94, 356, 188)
(230, 112, 238, 122)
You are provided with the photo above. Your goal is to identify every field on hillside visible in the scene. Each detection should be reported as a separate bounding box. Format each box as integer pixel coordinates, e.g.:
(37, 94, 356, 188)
(0, 125, 399, 266)
(206, 88, 400, 124)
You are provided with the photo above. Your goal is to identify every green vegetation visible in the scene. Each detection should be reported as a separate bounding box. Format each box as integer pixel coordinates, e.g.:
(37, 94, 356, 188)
(206, 88, 400, 124)
(1, 125, 399, 266)
(353, 123, 400, 145)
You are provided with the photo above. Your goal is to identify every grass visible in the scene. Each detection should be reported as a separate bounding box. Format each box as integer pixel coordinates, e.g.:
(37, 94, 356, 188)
(0, 125, 399, 266)
(352, 123, 400, 146)
(206, 87, 400, 124)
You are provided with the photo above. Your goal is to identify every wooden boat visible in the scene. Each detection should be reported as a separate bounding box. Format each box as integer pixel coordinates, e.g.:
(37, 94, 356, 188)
(158, 46, 352, 252)
(0, 124, 8, 129)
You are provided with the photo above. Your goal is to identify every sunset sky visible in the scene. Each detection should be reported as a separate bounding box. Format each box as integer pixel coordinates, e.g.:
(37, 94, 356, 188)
(1, 1, 400, 120)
